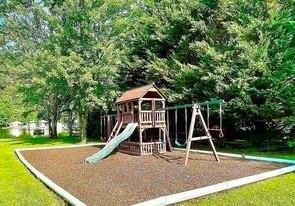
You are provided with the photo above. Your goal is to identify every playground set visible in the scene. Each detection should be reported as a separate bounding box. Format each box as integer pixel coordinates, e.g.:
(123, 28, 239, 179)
(86, 84, 223, 164)
(17, 84, 295, 206)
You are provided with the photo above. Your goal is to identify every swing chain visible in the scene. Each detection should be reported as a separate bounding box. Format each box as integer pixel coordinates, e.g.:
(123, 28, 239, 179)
(206, 100, 224, 138)
(219, 101, 224, 138)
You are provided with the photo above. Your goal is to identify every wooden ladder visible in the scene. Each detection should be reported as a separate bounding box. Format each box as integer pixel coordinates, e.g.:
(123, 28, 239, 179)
(185, 103, 220, 165)
(107, 119, 123, 142)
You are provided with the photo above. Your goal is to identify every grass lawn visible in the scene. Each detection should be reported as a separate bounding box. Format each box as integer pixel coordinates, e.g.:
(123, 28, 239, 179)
(177, 147, 295, 206)
(0, 135, 81, 206)
(0, 135, 294, 206)
(215, 147, 295, 160)
(178, 173, 295, 206)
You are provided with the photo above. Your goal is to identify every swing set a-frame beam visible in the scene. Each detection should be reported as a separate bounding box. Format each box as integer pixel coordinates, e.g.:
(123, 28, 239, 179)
(165, 99, 224, 110)
(184, 103, 220, 165)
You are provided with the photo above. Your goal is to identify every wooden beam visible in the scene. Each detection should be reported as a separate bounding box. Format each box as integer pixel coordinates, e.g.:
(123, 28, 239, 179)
(185, 107, 188, 139)
(166, 110, 169, 138)
(165, 110, 172, 152)
(104, 116, 107, 139)
(100, 117, 103, 140)
(207, 103, 210, 128)
(131, 102, 134, 122)
(185, 104, 220, 165)
(191, 136, 211, 141)
(165, 100, 224, 111)
(175, 109, 178, 141)
(140, 97, 165, 101)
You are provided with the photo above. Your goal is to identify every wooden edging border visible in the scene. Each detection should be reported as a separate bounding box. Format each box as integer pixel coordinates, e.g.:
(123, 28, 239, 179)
(16, 145, 295, 206)
(15, 143, 105, 206)
(133, 148, 295, 206)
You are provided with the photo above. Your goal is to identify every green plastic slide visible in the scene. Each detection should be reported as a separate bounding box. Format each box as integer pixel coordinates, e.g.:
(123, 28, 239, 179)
(85, 123, 138, 163)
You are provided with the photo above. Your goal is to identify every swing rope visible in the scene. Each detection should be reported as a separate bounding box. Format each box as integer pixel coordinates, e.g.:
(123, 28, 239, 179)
(207, 101, 224, 138)
(219, 102, 224, 138)
(174, 100, 224, 147)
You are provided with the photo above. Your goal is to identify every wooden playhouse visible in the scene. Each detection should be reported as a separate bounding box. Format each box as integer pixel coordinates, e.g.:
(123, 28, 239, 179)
(109, 84, 167, 155)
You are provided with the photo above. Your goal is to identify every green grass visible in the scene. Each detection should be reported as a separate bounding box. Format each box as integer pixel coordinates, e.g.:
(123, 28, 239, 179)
(187, 144, 295, 160)
(0, 135, 82, 206)
(177, 148, 295, 206)
(0, 134, 294, 206)
(178, 174, 295, 206)
(216, 147, 295, 160)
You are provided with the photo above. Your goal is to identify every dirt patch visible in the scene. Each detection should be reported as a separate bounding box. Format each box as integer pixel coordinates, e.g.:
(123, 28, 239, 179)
(21, 146, 286, 206)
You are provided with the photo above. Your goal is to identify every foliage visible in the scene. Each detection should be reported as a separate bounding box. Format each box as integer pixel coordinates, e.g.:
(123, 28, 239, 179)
(0, 0, 294, 141)
(0, 0, 121, 138)
(0, 85, 34, 125)
(114, 0, 295, 141)
(0, 53, 36, 126)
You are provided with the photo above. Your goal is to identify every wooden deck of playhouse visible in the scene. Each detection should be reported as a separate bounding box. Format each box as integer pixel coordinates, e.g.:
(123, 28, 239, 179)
(119, 141, 166, 155)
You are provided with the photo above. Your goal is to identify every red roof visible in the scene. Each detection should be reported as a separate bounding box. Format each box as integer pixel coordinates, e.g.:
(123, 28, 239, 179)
(116, 84, 165, 103)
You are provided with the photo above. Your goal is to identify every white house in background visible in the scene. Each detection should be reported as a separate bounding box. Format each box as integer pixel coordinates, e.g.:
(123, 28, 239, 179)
(26, 120, 48, 129)
(9, 121, 24, 128)
(36, 120, 48, 129)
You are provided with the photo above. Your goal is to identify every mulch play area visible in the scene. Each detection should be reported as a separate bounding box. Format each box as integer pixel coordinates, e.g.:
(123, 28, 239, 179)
(21, 146, 285, 206)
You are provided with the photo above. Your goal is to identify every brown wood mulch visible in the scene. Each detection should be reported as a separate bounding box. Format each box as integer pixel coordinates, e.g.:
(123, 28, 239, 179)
(21, 146, 286, 206)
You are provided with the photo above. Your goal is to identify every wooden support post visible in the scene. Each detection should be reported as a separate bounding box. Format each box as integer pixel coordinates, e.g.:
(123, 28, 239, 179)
(219, 102, 223, 135)
(100, 116, 103, 140)
(152, 100, 155, 127)
(161, 128, 165, 143)
(167, 110, 170, 138)
(198, 107, 220, 162)
(165, 110, 172, 152)
(107, 115, 111, 138)
(104, 116, 107, 140)
(175, 109, 178, 141)
(184, 106, 197, 166)
(139, 128, 143, 143)
(131, 102, 134, 122)
(185, 104, 220, 165)
(139, 100, 142, 144)
(185, 107, 188, 139)
(207, 103, 210, 128)
(209, 138, 219, 160)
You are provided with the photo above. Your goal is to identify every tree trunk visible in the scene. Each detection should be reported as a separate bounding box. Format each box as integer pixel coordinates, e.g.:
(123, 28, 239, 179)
(79, 111, 88, 143)
(68, 110, 73, 137)
(51, 119, 58, 138)
(48, 114, 58, 138)
(48, 119, 53, 137)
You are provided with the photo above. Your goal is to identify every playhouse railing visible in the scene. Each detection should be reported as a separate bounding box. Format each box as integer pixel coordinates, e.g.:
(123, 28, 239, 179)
(139, 110, 165, 126)
(141, 142, 166, 155)
(139, 111, 153, 124)
(155, 110, 165, 123)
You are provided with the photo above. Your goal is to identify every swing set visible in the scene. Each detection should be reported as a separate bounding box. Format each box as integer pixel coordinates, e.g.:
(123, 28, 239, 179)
(166, 100, 224, 147)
